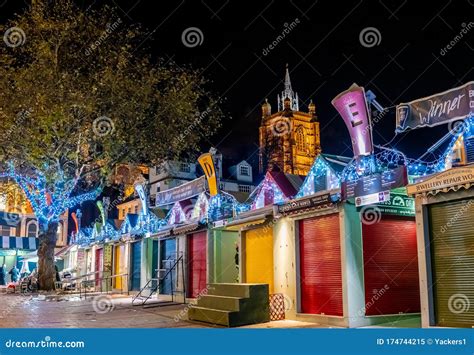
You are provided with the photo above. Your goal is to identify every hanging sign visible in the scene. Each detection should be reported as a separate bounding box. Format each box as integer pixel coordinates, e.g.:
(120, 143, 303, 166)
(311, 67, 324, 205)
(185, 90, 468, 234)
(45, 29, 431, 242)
(342, 166, 408, 200)
(134, 184, 148, 216)
(406, 165, 474, 195)
(155, 176, 206, 206)
(332, 83, 374, 157)
(396, 81, 474, 132)
(355, 190, 390, 207)
(375, 193, 415, 216)
(198, 153, 219, 196)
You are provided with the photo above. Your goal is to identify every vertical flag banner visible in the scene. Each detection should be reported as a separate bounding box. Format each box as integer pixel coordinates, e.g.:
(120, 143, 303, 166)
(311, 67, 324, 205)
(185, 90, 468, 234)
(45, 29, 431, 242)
(135, 183, 148, 216)
(198, 153, 219, 196)
(331, 83, 374, 157)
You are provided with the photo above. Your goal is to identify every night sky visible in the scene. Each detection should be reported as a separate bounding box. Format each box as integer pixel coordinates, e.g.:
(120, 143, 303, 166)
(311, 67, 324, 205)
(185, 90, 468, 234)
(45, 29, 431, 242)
(2, 0, 473, 168)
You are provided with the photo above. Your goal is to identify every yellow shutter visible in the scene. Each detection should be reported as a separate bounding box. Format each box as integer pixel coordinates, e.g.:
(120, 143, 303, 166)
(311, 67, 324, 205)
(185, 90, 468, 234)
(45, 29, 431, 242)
(245, 227, 274, 293)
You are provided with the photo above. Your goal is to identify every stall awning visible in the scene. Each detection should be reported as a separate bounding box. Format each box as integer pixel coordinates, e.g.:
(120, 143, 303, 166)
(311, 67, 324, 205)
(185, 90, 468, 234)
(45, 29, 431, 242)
(1, 236, 38, 250)
(173, 222, 201, 235)
(152, 227, 173, 239)
(224, 215, 268, 231)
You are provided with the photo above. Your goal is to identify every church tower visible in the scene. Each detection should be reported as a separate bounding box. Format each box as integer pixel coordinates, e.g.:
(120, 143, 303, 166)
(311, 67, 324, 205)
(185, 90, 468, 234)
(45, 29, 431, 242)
(258, 65, 321, 175)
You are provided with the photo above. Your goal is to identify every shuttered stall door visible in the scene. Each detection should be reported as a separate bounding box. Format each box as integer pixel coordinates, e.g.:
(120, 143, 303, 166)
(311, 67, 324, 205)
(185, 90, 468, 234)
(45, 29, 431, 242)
(429, 199, 474, 328)
(130, 242, 142, 291)
(95, 248, 103, 287)
(299, 214, 343, 316)
(160, 238, 176, 295)
(188, 231, 207, 298)
(114, 245, 122, 290)
(362, 216, 420, 315)
(245, 227, 274, 293)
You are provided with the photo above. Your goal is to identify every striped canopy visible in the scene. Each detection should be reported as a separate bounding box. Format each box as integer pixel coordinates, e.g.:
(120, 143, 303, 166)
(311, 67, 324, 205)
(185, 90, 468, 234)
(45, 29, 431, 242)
(1, 236, 39, 250)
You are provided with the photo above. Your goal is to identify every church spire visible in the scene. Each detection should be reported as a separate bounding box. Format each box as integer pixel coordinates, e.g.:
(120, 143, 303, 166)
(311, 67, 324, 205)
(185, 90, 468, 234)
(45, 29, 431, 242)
(278, 64, 299, 111)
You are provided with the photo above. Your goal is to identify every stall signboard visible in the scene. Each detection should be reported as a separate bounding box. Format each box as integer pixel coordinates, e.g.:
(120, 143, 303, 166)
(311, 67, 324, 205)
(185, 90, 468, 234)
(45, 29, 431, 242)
(357, 192, 415, 216)
(406, 165, 474, 195)
(154, 176, 206, 206)
(355, 190, 390, 207)
(396, 81, 474, 132)
(342, 165, 408, 200)
(276, 193, 335, 216)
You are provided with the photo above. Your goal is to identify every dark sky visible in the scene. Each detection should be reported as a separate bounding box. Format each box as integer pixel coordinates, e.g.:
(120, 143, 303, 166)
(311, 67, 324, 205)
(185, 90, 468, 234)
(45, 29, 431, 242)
(2, 0, 473, 168)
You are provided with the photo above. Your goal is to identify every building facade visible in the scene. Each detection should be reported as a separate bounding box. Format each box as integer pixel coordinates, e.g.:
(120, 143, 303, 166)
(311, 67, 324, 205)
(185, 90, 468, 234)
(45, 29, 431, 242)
(259, 66, 321, 175)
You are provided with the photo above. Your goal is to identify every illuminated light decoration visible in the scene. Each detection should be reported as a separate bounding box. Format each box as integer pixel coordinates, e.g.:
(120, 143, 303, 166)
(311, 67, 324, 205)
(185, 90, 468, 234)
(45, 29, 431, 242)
(244, 171, 297, 211)
(208, 192, 236, 222)
(167, 200, 192, 225)
(75, 227, 93, 246)
(0, 163, 101, 228)
(296, 156, 341, 198)
(191, 192, 209, 223)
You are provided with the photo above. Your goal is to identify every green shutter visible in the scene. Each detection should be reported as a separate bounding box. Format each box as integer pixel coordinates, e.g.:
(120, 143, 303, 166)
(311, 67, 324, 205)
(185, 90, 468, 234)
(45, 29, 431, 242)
(429, 198, 474, 328)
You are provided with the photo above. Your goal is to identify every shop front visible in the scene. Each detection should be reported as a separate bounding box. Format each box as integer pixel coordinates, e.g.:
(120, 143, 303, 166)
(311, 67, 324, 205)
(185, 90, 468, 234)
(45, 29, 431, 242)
(273, 188, 421, 327)
(408, 166, 474, 328)
(224, 206, 274, 293)
(129, 238, 143, 291)
(209, 225, 239, 284)
(113, 242, 127, 291)
(274, 190, 344, 325)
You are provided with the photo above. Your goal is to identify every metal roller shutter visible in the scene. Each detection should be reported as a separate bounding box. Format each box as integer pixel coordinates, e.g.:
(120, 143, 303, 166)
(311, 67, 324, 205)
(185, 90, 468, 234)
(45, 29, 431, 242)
(429, 199, 474, 328)
(160, 238, 176, 295)
(245, 226, 274, 293)
(188, 231, 207, 298)
(299, 214, 343, 316)
(362, 216, 420, 315)
(130, 242, 141, 291)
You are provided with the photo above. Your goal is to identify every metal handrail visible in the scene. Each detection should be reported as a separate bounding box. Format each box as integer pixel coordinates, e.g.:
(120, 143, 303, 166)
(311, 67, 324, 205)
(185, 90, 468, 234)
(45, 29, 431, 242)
(79, 273, 129, 299)
(132, 255, 184, 306)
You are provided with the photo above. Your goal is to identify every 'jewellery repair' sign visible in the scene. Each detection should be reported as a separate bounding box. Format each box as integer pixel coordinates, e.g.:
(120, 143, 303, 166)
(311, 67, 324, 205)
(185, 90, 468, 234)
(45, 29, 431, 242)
(406, 166, 474, 195)
(396, 81, 474, 132)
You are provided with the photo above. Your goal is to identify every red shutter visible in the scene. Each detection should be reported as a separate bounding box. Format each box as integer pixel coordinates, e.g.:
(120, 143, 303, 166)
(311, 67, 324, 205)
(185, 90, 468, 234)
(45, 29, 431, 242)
(362, 216, 420, 315)
(187, 231, 207, 298)
(299, 214, 343, 316)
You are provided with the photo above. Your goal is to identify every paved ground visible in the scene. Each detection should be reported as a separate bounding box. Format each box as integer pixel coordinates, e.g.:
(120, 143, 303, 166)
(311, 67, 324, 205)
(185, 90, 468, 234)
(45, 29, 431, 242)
(0, 293, 318, 328)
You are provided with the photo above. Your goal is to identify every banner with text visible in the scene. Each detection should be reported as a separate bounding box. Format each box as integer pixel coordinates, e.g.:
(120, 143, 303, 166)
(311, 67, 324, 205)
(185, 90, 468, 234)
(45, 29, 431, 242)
(396, 81, 474, 132)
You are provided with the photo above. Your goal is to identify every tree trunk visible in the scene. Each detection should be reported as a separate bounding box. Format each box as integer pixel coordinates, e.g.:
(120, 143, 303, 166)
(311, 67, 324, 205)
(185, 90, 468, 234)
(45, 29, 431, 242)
(37, 221, 58, 291)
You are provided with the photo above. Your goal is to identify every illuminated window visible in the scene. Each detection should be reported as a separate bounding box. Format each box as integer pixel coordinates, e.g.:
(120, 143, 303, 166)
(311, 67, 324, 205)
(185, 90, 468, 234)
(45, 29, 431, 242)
(238, 185, 251, 193)
(296, 126, 305, 151)
(179, 162, 191, 173)
(240, 165, 250, 176)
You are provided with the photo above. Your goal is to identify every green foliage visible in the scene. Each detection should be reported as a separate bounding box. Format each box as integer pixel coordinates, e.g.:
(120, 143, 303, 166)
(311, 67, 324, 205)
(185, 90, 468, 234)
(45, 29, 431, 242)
(0, 0, 223, 200)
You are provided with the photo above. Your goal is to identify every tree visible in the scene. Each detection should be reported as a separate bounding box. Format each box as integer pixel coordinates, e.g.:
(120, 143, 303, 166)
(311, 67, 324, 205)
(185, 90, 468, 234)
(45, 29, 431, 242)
(0, 1, 223, 290)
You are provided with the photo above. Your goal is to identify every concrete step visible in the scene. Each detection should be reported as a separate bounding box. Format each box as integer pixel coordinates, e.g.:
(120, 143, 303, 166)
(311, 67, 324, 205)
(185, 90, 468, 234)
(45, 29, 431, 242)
(197, 295, 244, 312)
(207, 283, 268, 298)
(188, 306, 234, 327)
